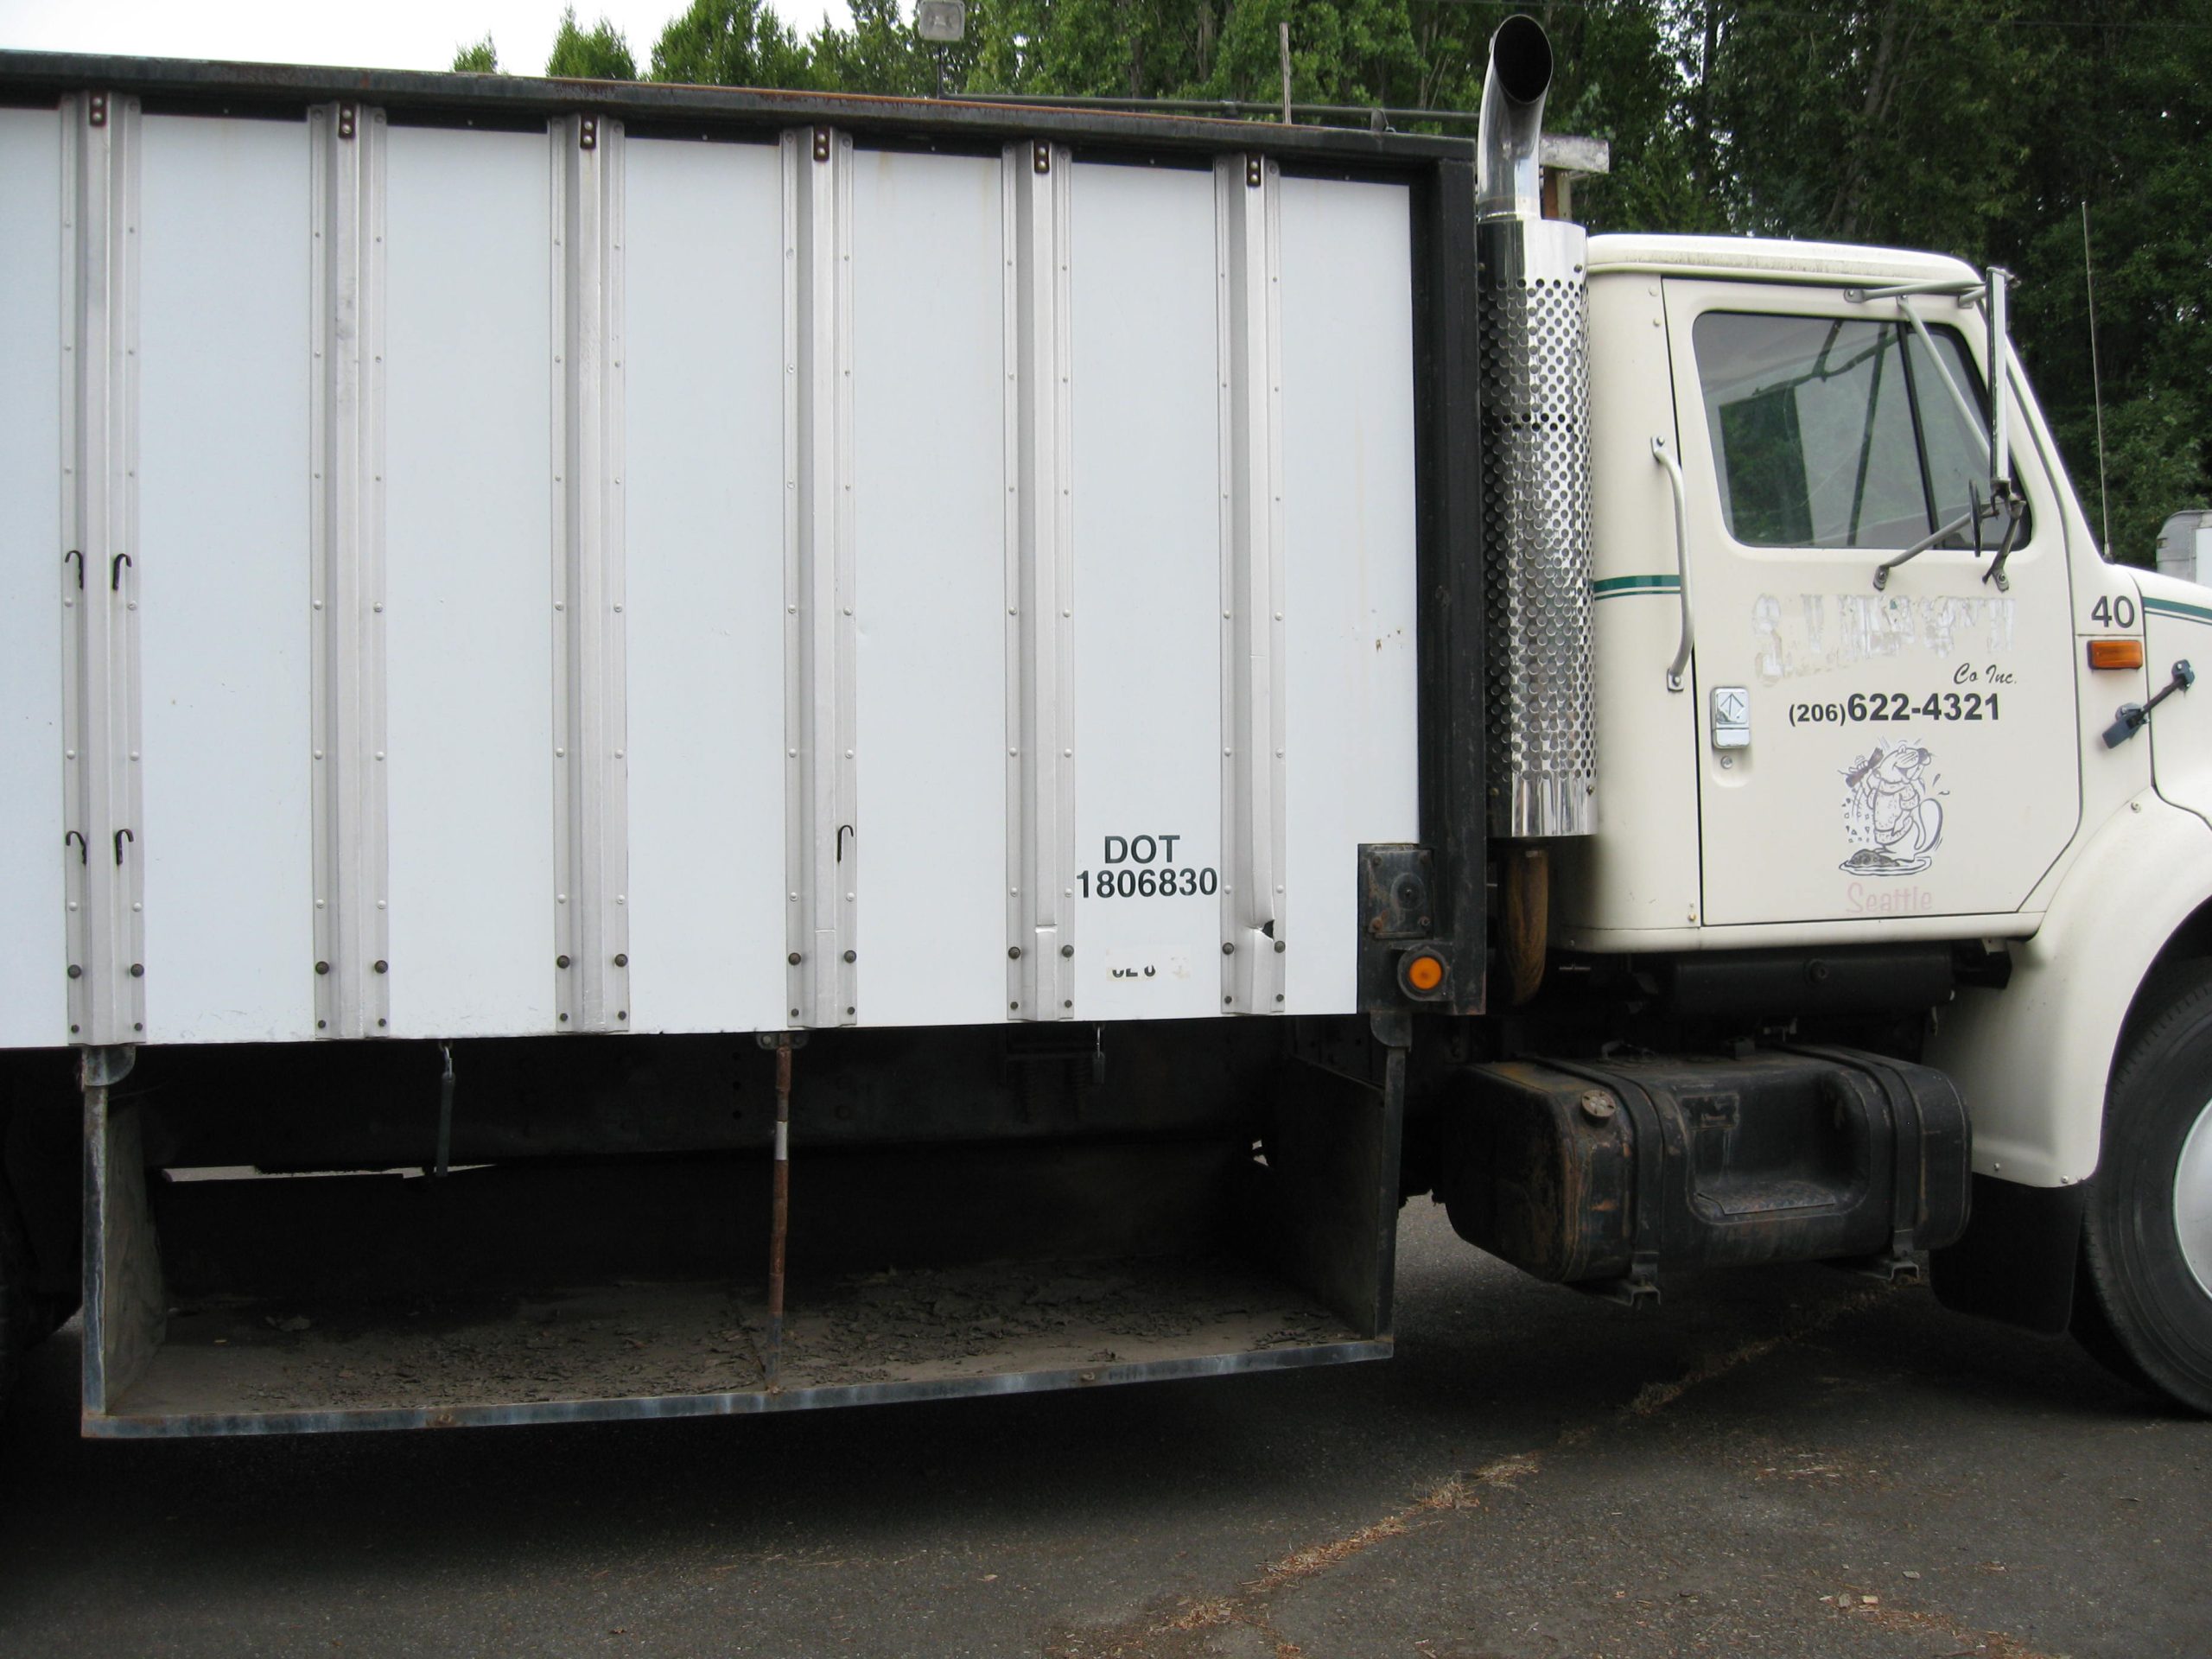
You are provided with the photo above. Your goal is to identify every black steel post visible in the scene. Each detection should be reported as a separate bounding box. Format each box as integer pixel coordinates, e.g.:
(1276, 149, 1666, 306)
(766, 1036, 792, 1388)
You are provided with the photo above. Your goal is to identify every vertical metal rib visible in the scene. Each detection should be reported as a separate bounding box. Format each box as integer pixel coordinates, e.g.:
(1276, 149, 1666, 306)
(1002, 139, 1076, 1021)
(781, 128, 858, 1030)
(1215, 155, 1287, 1015)
(550, 113, 631, 1034)
(60, 91, 146, 1046)
(308, 100, 391, 1037)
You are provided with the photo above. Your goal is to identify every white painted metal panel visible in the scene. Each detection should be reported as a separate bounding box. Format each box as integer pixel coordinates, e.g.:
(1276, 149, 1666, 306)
(1551, 271, 1703, 941)
(1276, 175, 1421, 1014)
(3, 112, 1429, 1045)
(0, 109, 68, 1049)
(136, 114, 316, 1044)
(850, 149, 1007, 1027)
(382, 128, 556, 1037)
(623, 137, 787, 1036)
(1068, 162, 1223, 1021)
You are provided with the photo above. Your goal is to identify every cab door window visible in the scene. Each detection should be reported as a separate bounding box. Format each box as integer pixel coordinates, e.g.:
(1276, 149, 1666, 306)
(1692, 311, 2018, 550)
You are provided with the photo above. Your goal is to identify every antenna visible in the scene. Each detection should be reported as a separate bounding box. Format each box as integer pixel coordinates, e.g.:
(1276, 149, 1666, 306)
(2082, 201, 2113, 561)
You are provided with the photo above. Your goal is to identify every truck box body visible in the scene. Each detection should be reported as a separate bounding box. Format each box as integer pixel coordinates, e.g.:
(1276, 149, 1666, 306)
(0, 60, 1491, 1437)
(0, 98, 1424, 1047)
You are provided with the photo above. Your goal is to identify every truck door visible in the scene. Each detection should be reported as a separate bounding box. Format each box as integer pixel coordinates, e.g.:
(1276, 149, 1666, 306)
(1660, 279, 2080, 927)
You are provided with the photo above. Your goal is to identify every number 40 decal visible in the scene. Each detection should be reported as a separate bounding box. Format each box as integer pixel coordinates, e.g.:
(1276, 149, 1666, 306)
(2090, 594, 2139, 629)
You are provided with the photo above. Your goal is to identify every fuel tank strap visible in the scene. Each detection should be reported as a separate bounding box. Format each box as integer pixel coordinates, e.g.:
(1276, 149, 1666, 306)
(1540, 1058, 1669, 1301)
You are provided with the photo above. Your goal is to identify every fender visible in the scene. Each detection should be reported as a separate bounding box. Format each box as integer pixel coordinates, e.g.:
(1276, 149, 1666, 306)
(1925, 789, 2212, 1188)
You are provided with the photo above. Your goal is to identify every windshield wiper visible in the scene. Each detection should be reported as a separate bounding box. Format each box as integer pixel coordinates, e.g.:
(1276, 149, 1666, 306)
(1872, 485, 2024, 593)
(1855, 267, 2022, 593)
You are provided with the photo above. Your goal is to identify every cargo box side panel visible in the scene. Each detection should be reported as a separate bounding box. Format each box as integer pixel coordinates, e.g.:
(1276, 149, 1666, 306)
(0, 108, 67, 1050)
(137, 114, 316, 1045)
(622, 137, 788, 1037)
(850, 150, 1008, 1028)
(1278, 176, 1421, 1015)
(1068, 162, 1223, 1021)
(383, 128, 557, 1039)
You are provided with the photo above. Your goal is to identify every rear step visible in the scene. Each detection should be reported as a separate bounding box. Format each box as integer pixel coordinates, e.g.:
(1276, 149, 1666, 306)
(98, 1259, 1384, 1437)
(78, 1046, 1403, 1437)
(1436, 1046, 1971, 1304)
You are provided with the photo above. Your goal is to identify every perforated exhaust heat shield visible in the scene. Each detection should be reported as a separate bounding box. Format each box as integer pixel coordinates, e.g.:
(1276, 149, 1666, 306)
(1476, 16, 1594, 838)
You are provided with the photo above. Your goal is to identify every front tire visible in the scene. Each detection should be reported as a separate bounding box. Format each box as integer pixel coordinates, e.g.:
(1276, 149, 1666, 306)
(2077, 963, 2212, 1413)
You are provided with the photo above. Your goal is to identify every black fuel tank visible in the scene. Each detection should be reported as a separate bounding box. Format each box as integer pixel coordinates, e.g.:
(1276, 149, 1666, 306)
(1437, 1047, 1970, 1297)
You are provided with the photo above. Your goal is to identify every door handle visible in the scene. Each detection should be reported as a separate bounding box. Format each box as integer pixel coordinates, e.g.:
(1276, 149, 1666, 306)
(1651, 435, 1692, 693)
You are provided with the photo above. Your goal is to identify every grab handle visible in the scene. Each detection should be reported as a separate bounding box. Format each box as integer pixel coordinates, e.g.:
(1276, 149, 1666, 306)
(1651, 435, 1693, 692)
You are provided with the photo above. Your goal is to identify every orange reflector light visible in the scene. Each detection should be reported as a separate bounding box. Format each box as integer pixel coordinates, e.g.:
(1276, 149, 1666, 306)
(2088, 638, 2145, 671)
(1404, 953, 1446, 993)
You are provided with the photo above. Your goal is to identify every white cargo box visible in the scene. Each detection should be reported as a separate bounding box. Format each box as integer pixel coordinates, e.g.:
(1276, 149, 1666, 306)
(0, 98, 1421, 1047)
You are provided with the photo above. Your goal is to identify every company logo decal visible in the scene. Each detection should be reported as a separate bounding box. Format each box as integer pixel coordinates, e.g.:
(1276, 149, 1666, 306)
(1840, 740, 1946, 876)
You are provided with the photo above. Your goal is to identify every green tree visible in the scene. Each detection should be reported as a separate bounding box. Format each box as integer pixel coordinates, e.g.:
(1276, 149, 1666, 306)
(452, 35, 501, 73)
(2003, 3, 2212, 564)
(956, 1, 1688, 235)
(651, 0, 819, 88)
(1680, 0, 2209, 563)
(548, 7, 640, 79)
(810, 0, 972, 95)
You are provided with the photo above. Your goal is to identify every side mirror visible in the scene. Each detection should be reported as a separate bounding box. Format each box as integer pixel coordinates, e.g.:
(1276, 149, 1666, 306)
(1986, 265, 2013, 504)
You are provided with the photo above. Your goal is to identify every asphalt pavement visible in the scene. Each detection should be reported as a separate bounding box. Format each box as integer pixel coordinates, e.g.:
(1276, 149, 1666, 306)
(1, 1202, 2204, 1658)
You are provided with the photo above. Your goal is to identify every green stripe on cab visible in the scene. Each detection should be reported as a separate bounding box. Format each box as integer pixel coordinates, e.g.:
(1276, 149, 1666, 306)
(1592, 574, 1682, 600)
(2145, 594, 2212, 626)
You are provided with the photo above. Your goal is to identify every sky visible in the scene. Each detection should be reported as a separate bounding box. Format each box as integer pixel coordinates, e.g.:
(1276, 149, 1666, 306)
(0, 0, 846, 76)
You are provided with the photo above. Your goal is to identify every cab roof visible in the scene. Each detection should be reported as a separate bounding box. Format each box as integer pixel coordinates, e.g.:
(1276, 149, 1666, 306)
(1588, 233, 1980, 289)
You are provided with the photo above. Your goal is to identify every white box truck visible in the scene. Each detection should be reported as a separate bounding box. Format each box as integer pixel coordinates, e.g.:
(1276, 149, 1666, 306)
(2, 18, 2209, 1437)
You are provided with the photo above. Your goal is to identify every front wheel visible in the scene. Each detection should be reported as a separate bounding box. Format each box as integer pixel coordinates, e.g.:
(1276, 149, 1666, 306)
(2077, 963, 2212, 1413)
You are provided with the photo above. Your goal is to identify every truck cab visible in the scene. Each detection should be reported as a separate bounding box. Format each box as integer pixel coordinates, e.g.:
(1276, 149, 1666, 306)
(1512, 232, 2212, 1408)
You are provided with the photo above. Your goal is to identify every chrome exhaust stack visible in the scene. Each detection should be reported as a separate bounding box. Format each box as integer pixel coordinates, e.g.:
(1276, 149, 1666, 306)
(1478, 15, 1595, 838)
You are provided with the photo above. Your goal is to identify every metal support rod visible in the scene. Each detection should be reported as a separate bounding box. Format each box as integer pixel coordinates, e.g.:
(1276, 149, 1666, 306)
(2079, 203, 2114, 559)
(1872, 503, 1978, 591)
(435, 1042, 454, 1179)
(1845, 278, 1985, 302)
(1986, 266, 2012, 496)
(766, 1035, 793, 1389)
(1896, 302, 1990, 465)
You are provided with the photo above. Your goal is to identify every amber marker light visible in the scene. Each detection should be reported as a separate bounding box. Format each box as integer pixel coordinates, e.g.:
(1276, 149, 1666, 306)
(2088, 638, 2145, 671)
(1402, 950, 1447, 996)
